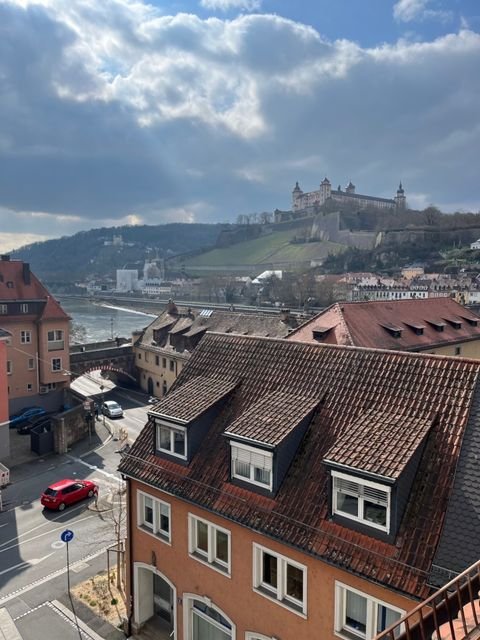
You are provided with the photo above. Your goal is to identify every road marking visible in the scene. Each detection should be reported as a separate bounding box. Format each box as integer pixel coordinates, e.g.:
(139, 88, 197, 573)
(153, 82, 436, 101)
(0, 552, 55, 576)
(66, 454, 122, 482)
(0, 546, 110, 606)
(0, 513, 100, 553)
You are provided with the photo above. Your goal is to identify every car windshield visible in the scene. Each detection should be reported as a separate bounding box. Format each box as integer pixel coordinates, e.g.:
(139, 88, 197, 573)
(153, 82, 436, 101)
(44, 487, 57, 496)
(109, 403, 120, 409)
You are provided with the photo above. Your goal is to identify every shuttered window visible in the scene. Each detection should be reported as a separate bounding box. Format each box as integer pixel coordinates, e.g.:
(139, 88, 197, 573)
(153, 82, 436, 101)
(231, 443, 273, 490)
(332, 472, 390, 533)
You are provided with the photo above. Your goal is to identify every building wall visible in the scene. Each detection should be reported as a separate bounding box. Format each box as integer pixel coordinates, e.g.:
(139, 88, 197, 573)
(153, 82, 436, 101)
(37, 318, 70, 387)
(134, 344, 188, 397)
(421, 339, 480, 359)
(128, 478, 414, 640)
(0, 339, 10, 459)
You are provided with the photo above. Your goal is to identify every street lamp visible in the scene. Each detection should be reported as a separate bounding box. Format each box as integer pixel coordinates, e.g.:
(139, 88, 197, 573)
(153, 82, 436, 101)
(99, 384, 105, 425)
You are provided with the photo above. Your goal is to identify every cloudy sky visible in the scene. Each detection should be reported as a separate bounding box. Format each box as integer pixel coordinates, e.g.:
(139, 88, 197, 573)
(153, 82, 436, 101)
(0, 0, 479, 252)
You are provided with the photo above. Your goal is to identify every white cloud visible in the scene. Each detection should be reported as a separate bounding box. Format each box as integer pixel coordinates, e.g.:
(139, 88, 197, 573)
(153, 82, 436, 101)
(0, 0, 479, 228)
(393, 0, 452, 23)
(200, 0, 261, 12)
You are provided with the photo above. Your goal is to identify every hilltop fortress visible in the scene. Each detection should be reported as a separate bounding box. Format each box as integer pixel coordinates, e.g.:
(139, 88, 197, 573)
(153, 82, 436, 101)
(291, 177, 407, 213)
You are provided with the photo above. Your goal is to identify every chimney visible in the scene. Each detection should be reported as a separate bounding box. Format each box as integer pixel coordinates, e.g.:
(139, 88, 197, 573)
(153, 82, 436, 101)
(167, 299, 178, 315)
(23, 263, 30, 285)
(280, 309, 291, 323)
(0, 255, 10, 261)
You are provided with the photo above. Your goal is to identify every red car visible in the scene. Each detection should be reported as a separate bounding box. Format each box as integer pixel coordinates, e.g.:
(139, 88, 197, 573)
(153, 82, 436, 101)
(41, 479, 98, 511)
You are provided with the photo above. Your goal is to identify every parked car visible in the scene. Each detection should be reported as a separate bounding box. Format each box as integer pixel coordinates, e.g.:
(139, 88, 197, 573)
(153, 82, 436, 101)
(18, 416, 52, 435)
(101, 400, 123, 418)
(9, 406, 46, 429)
(41, 479, 98, 511)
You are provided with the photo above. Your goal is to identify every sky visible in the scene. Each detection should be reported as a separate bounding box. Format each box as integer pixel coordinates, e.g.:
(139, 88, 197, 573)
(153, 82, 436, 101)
(0, 0, 479, 252)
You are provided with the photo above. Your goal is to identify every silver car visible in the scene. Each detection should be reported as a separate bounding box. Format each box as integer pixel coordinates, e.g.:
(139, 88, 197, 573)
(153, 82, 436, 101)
(101, 400, 123, 418)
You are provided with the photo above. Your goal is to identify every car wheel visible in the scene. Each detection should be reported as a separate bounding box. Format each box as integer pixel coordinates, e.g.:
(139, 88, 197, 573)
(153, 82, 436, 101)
(58, 502, 66, 511)
(87, 490, 94, 498)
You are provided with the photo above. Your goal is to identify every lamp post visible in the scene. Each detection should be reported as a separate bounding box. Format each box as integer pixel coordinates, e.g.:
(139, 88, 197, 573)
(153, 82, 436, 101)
(99, 384, 105, 425)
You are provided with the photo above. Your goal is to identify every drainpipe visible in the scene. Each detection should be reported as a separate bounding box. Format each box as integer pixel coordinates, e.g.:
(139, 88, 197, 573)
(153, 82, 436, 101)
(125, 476, 134, 637)
(36, 351, 40, 394)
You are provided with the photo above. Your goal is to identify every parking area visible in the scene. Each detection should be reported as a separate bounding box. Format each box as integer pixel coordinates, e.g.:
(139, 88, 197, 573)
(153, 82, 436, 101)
(11, 600, 104, 640)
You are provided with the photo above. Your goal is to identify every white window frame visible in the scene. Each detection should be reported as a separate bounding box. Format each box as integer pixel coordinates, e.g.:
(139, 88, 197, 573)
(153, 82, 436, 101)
(231, 441, 273, 491)
(183, 594, 235, 640)
(334, 581, 404, 640)
(28, 358, 35, 370)
(156, 421, 187, 460)
(252, 543, 307, 617)
(47, 329, 64, 341)
(246, 634, 277, 640)
(0, 304, 7, 314)
(6, 361, 12, 375)
(21, 330, 31, 344)
(20, 303, 28, 313)
(51, 357, 62, 372)
(137, 490, 171, 544)
(188, 514, 231, 576)
(332, 471, 391, 533)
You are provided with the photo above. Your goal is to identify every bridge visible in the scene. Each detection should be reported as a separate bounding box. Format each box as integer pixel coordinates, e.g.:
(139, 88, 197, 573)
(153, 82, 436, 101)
(69, 338, 136, 384)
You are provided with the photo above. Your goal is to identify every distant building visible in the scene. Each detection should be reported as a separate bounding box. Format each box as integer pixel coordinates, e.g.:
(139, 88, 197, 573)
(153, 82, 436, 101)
(116, 269, 140, 293)
(0, 255, 71, 415)
(401, 264, 425, 279)
(291, 178, 407, 213)
(471, 239, 480, 250)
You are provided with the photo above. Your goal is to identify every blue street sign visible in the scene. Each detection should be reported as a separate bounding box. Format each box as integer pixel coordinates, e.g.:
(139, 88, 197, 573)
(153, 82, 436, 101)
(61, 529, 74, 543)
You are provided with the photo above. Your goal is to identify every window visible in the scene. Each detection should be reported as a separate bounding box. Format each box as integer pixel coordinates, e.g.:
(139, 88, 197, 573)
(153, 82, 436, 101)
(335, 582, 404, 639)
(137, 490, 171, 542)
(455, 346, 461, 356)
(51, 357, 62, 372)
(28, 358, 35, 370)
(21, 330, 31, 344)
(162, 357, 167, 368)
(138, 353, 142, 360)
(188, 515, 231, 575)
(145, 352, 149, 363)
(332, 471, 390, 533)
(6, 361, 12, 375)
(156, 422, 187, 459)
(231, 442, 273, 490)
(155, 355, 160, 366)
(186, 597, 233, 640)
(20, 303, 28, 313)
(169, 359, 175, 372)
(27, 383, 33, 391)
(253, 543, 306, 616)
(0, 304, 7, 314)
(246, 635, 275, 640)
(162, 381, 167, 395)
(47, 329, 64, 350)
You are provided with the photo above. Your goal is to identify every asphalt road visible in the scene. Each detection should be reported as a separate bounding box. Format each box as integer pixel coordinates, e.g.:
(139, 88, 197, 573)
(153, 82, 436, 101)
(0, 384, 151, 637)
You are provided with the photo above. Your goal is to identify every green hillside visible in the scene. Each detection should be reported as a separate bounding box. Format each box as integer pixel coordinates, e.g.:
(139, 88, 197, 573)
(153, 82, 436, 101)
(183, 227, 345, 271)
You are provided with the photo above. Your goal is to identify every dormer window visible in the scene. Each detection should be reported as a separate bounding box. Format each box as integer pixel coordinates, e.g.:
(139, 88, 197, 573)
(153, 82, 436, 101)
(156, 422, 187, 459)
(332, 471, 390, 533)
(231, 442, 273, 490)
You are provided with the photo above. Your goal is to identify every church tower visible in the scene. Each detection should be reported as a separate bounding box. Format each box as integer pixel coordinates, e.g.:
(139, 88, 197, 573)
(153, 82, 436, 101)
(394, 181, 407, 210)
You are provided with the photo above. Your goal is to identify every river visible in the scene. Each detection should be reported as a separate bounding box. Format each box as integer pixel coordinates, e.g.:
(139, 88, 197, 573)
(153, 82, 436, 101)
(58, 296, 156, 343)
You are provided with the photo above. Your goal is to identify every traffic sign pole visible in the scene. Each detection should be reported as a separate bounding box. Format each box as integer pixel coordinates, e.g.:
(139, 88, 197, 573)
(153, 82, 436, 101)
(61, 530, 81, 640)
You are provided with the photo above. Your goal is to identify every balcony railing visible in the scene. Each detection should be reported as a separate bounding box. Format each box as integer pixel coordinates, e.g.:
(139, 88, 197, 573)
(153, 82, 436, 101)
(47, 340, 65, 351)
(374, 560, 480, 640)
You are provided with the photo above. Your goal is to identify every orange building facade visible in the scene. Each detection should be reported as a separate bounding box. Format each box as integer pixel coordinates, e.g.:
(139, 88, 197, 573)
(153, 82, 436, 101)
(126, 478, 414, 640)
(120, 333, 480, 640)
(0, 256, 71, 414)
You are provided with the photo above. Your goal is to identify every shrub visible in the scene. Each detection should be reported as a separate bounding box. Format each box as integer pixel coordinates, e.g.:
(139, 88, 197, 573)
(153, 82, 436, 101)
(89, 600, 97, 607)
(111, 598, 118, 605)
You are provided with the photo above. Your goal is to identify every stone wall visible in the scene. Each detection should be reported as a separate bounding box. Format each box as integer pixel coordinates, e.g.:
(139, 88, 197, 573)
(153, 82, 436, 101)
(53, 403, 89, 454)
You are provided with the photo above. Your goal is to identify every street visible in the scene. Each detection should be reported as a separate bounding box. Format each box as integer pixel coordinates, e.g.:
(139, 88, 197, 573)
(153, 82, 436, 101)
(0, 378, 152, 638)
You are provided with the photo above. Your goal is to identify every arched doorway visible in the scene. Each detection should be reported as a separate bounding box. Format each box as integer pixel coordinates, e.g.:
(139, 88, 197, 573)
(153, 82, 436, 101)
(134, 563, 176, 638)
(147, 377, 154, 395)
(184, 595, 234, 640)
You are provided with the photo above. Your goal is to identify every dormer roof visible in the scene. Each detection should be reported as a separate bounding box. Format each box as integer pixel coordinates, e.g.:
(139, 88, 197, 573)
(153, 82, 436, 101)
(324, 408, 433, 480)
(149, 376, 237, 424)
(224, 390, 320, 447)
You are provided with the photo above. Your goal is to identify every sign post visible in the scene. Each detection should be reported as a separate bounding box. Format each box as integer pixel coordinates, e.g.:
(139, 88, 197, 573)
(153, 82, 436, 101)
(61, 529, 81, 640)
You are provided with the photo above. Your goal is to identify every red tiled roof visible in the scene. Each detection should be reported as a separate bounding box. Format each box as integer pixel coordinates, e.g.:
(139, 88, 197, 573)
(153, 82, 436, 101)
(38, 295, 71, 321)
(119, 333, 480, 599)
(288, 298, 480, 351)
(0, 259, 48, 301)
(323, 408, 433, 479)
(224, 390, 320, 447)
(149, 376, 237, 423)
